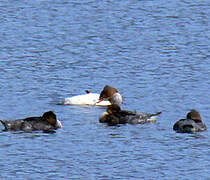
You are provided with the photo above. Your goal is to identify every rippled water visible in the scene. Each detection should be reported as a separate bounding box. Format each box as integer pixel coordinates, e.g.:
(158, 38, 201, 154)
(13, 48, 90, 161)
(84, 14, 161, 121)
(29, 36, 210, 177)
(0, 0, 209, 179)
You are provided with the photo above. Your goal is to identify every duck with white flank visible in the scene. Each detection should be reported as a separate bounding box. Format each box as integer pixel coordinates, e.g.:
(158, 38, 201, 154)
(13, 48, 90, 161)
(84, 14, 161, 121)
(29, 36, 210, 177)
(173, 109, 207, 133)
(62, 85, 122, 106)
(0, 111, 62, 133)
(99, 104, 161, 126)
(62, 89, 111, 106)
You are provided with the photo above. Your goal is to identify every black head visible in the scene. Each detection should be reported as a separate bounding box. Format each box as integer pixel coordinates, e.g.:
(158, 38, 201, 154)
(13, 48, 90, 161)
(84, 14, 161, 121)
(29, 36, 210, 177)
(42, 111, 57, 126)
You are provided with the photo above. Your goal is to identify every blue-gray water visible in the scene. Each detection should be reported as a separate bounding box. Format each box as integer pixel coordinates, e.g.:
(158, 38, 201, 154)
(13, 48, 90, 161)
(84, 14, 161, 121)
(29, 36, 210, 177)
(0, 0, 209, 179)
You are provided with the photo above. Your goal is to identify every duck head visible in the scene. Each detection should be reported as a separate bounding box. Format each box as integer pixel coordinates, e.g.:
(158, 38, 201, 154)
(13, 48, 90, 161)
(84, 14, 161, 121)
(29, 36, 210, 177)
(186, 109, 202, 121)
(42, 111, 62, 129)
(107, 104, 121, 115)
(98, 85, 122, 106)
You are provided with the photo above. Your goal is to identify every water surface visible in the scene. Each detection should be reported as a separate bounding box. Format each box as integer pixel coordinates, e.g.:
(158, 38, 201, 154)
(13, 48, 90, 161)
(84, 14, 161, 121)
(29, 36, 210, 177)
(0, 0, 209, 179)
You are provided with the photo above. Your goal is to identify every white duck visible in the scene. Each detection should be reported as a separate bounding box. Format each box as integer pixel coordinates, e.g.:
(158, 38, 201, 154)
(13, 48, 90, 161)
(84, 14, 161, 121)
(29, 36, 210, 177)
(62, 89, 110, 106)
(61, 85, 122, 106)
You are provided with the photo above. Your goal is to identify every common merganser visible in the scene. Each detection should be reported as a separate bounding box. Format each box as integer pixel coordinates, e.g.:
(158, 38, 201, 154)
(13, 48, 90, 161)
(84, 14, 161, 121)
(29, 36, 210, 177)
(173, 109, 207, 133)
(0, 111, 62, 133)
(62, 85, 123, 106)
(62, 90, 111, 106)
(99, 104, 161, 126)
(98, 85, 123, 106)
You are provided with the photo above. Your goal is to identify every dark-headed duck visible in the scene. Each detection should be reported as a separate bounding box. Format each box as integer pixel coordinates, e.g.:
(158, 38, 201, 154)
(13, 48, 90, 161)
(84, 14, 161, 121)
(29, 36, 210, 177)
(173, 109, 207, 133)
(0, 111, 62, 133)
(98, 85, 123, 106)
(99, 104, 161, 126)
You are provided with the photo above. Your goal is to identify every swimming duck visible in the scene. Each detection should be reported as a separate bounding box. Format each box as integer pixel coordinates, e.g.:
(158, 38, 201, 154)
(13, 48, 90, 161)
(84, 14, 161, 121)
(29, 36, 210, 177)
(173, 109, 207, 133)
(98, 85, 123, 106)
(0, 111, 62, 132)
(99, 104, 161, 126)
(62, 89, 111, 106)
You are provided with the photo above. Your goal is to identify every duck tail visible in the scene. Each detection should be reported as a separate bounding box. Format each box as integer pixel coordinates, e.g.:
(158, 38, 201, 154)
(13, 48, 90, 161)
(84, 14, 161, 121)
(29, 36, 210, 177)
(0, 120, 8, 130)
(151, 111, 162, 116)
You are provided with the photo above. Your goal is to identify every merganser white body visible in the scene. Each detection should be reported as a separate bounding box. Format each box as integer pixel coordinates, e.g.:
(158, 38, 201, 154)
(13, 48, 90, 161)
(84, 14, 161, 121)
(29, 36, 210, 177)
(61, 85, 122, 106)
(62, 90, 111, 106)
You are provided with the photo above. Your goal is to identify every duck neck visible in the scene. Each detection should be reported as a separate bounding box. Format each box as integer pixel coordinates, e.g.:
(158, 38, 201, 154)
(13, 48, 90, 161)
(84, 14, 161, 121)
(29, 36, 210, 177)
(109, 93, 122, 106)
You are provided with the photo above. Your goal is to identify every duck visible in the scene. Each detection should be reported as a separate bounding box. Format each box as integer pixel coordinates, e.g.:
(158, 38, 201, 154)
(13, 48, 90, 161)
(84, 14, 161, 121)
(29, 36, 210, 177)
(173, 109, 207, 133)
(99, 104, 161, 126)
(61, 89, 111, 106)
(98, 85, 123, 106)
(0, 111, 62, 133)
(62, 85, 123, 106)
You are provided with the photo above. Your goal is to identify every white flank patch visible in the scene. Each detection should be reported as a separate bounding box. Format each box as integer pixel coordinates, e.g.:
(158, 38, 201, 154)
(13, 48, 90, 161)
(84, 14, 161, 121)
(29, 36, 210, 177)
(62, 93, 111, 106)
(147, 116, 157, 122)
(56, 120, 63, 128)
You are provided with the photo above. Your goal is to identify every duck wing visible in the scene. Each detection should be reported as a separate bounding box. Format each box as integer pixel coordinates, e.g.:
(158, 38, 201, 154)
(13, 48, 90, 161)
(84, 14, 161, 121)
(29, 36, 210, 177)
(173, 119, 207, 133)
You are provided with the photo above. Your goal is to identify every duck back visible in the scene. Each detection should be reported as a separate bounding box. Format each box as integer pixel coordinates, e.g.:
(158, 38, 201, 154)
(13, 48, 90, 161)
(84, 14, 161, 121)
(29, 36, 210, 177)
(173, 119, 207, 133)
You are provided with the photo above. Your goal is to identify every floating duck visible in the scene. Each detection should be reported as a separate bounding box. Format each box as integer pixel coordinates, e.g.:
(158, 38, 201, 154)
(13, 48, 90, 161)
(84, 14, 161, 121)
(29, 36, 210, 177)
(0, 111, 62, 133)
(61, 85, 122, 106)
(99, 104, 161, 126)
(173, 109, 207, 133)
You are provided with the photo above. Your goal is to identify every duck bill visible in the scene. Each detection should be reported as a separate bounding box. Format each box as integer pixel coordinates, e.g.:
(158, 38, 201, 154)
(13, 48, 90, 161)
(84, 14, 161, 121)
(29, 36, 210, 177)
(97, 98, 104, 103)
